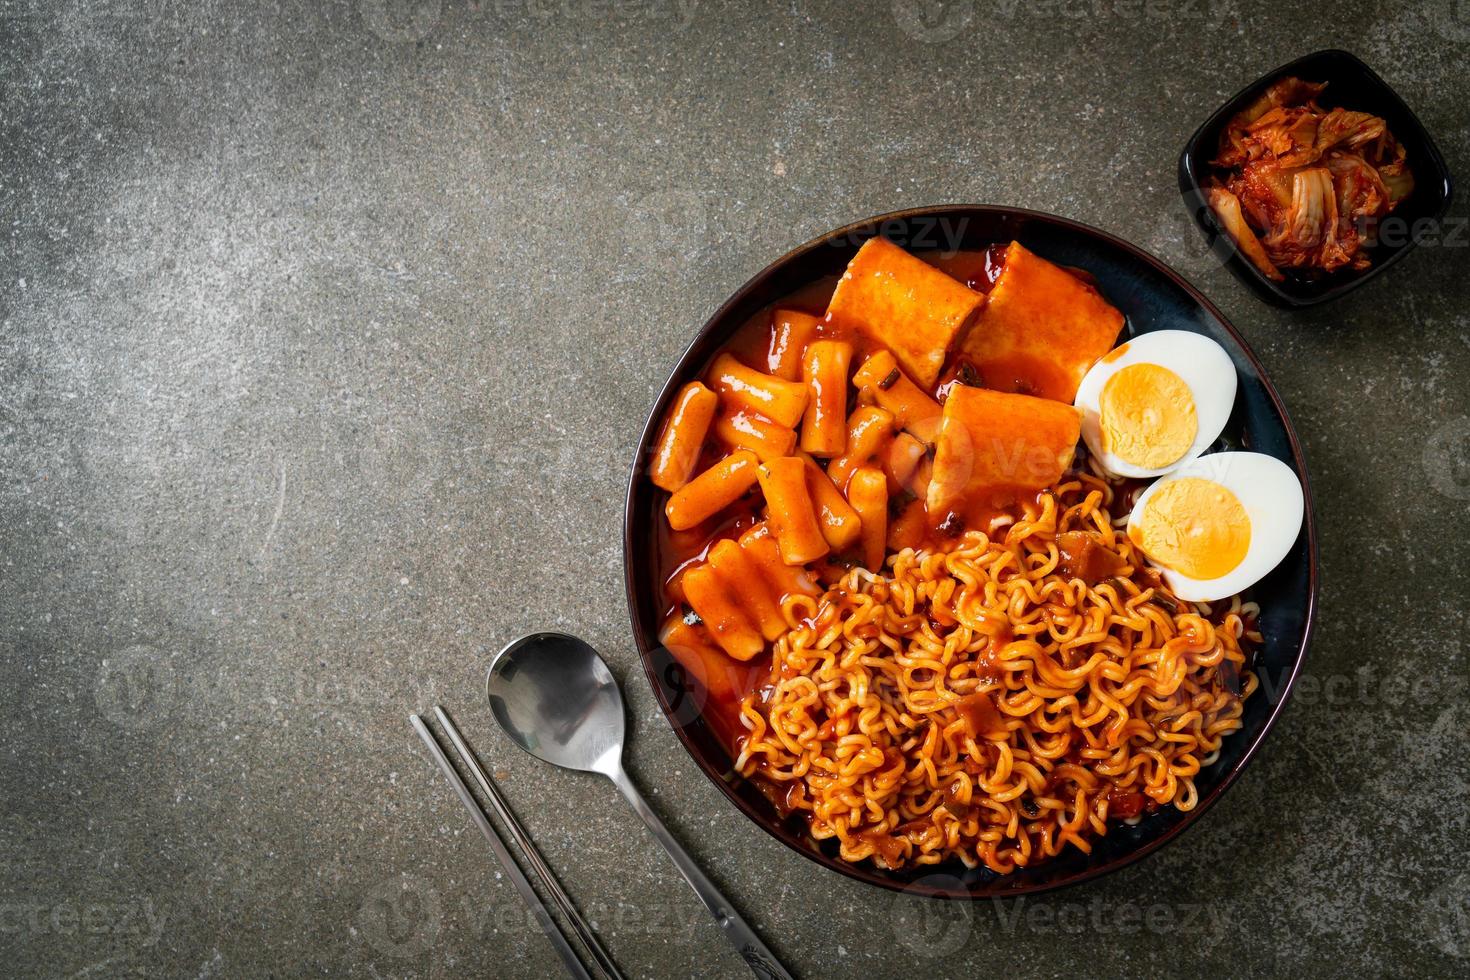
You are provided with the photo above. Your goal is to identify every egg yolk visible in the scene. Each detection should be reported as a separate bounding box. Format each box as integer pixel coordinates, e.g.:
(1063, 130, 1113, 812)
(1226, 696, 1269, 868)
(1099, 363, 1198, 470)
(1129, 477, 1251, 580)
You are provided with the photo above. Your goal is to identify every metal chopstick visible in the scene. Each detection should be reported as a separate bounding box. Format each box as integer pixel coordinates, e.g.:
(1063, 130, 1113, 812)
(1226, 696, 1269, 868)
(433, 706, 626, 980)
(409, 714, 593, 980)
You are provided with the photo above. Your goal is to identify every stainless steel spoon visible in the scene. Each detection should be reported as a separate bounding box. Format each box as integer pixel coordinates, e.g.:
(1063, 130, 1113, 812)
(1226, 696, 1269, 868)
(487, 632, 793, 980)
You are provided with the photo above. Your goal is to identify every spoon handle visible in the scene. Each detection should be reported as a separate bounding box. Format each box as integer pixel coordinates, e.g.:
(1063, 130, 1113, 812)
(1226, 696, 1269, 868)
(609, 765, 794, 980)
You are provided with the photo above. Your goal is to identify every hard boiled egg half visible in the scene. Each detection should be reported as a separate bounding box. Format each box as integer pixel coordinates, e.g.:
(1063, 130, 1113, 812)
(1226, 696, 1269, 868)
(1074, 330, 1237, 478)
(1126, 451, 1304, 602)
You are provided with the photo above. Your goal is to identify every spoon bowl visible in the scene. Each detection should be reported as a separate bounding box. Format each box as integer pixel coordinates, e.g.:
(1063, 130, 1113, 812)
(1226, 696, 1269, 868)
(487, 632, 626, 777)
(486, 631, 793, 980)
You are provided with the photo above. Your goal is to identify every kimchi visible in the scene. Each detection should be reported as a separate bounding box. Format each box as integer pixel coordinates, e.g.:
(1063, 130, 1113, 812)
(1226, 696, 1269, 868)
(1206, 76, 1413, 280)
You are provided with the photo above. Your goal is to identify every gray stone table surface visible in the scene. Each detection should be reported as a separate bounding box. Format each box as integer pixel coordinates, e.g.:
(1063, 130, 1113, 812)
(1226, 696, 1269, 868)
(4, 1, 1469, 977)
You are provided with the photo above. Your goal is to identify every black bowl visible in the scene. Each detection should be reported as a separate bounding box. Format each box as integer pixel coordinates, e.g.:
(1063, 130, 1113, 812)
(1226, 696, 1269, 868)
(1178, 48, 1454, 308)
(623, 206, 1319, 898)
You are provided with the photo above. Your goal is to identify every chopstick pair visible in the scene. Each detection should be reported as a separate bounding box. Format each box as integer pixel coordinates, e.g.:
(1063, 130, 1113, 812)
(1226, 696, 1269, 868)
(411, 707, 624, 980)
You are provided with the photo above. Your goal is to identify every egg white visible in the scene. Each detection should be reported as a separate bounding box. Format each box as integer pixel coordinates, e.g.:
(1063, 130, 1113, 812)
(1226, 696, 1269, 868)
(1126, 451, 1304, 603)
(1074, 330, 1237, 479)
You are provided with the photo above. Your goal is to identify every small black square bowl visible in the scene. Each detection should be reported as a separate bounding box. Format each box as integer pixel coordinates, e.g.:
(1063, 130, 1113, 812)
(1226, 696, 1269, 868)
(1178, 48, 1454, 308)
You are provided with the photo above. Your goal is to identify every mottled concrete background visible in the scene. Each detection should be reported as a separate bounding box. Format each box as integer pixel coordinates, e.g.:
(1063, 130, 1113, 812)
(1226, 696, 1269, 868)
(3, 0, 1468, 977)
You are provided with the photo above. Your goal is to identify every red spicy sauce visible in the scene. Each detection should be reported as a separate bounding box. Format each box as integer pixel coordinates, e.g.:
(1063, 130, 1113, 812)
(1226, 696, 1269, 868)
(652, 248, 1031, 756)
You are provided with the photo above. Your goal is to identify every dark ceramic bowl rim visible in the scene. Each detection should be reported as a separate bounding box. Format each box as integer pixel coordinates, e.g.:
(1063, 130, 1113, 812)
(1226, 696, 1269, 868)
(622, 204, 1319, 899)
(1177, 47, 1454, 308)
